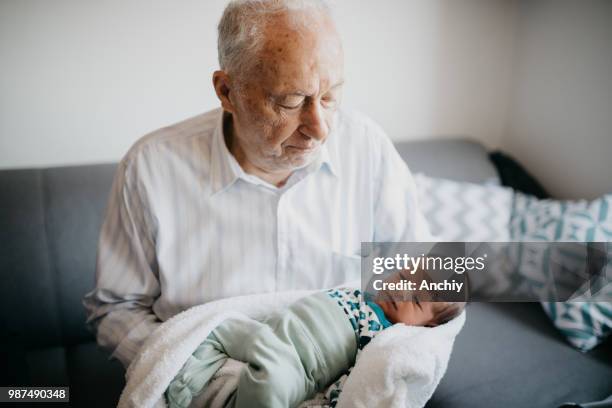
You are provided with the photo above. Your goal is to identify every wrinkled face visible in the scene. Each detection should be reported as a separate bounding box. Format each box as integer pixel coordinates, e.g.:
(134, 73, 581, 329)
(228, 12, 344, 174)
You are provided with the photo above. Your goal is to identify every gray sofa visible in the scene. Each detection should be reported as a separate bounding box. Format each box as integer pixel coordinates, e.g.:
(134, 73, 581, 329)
(1, 139, 610, 407)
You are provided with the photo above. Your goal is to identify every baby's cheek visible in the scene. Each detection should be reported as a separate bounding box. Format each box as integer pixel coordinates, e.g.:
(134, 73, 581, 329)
(390, 308, 410, 324)
(384, 310, 398, 324)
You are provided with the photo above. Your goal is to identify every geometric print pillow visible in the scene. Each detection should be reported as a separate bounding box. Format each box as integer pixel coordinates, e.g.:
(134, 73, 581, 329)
(510, 192, 612, 351)
(541, 301, 612, 352)
(415, 173, 513, 242)
(510, 192, 612, 241)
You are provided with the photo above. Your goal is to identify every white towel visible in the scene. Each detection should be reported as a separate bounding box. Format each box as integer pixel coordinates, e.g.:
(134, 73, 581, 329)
(118, 288, 464, 408)
(336, 313, 465, 408)
(118, 289, 316, 408)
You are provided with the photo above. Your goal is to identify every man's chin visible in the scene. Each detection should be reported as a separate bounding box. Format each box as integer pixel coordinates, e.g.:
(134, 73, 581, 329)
(287, 147, 320, 169)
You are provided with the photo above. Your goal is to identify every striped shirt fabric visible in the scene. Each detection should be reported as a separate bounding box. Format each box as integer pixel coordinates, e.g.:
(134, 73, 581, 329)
(83, 107, 433, 367)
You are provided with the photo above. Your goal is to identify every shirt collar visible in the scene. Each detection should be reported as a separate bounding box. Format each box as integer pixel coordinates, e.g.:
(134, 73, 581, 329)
(318, 139, 338, 178)
(209, 111, 242, 196)
(210, 110, 339, 196)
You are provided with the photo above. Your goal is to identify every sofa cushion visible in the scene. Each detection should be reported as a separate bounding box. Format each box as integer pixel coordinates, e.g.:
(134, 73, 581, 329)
(395, 139, 500, 184)
(427, 303, 612, 408)
(0, 169, 63, 349)
(44, 164, 117, 345)
(65, 342, 125, 407)
(0, 164, 117, 351)
(0, 342, 124, 407)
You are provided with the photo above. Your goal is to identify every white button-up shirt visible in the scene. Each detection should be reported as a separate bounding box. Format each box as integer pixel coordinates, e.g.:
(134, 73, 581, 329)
(83, 107, 432, 366)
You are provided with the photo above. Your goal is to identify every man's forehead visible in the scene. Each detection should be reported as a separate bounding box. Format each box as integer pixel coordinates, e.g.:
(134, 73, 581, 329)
(253, 16, 343, 94)
(257, 58, 344, 96)
(260, 12, 340, 56)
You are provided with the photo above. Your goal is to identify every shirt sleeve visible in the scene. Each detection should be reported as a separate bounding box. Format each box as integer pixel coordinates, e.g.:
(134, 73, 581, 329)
(83, 156, 162, 368)
(371, 125, 436, 243)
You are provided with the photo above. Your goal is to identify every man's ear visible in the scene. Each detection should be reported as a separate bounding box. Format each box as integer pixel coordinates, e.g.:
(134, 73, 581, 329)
(213, 70, 236, 113)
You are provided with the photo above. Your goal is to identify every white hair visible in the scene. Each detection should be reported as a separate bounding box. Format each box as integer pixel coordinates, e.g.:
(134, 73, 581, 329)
(217, 0, 332, 79)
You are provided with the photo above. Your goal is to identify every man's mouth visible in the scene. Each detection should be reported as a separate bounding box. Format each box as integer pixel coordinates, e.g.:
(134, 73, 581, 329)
(287, 144, 318, 152)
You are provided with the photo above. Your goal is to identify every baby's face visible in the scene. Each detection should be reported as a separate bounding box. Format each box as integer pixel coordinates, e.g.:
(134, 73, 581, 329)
(372, 268, 448, 326)
(375, 297, 441, 327)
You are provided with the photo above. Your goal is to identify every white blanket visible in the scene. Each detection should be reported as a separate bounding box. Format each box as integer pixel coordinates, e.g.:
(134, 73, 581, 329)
(118, 289, 465, 408)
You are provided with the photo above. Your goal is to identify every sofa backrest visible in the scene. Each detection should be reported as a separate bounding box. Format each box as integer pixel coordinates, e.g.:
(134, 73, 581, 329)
(0, 138, 498, 350)
(395, 138, 499, 184)
(0, 164, 117, 349)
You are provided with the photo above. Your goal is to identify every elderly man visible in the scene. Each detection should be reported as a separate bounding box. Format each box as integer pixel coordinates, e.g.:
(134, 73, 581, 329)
(84, 0, 432, 373)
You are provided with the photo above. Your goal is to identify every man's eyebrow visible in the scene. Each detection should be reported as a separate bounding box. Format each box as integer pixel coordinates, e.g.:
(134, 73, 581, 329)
(329, 80, 345, 90)
(273, 91, 308, 98)
(320, 81, 345, 94)
(275, 81, 345, 98)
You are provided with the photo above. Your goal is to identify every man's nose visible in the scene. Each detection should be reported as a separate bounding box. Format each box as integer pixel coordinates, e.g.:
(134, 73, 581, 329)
(299, 100, 329, 141)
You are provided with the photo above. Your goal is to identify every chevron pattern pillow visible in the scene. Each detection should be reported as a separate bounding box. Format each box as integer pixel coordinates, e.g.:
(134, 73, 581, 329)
(414, 173, 512, 242)
(510, 192, 612, 351)
(542, 301, 612, 352)
(511, 192, 612, 241)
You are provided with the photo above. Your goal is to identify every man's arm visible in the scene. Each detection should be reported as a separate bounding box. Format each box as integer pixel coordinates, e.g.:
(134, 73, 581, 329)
(83, 157, 161, 368)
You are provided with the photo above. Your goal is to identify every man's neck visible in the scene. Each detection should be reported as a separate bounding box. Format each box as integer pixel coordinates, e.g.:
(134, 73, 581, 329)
(223, 114, 292, 188)
(232, 145, 292, 188)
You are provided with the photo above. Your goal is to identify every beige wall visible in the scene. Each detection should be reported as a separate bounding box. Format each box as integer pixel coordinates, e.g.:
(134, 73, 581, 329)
(0, 0, 516, 168)
(1, 0, 610, 199)
(335, 0, 516, 149)
(501, 0, 612, 199)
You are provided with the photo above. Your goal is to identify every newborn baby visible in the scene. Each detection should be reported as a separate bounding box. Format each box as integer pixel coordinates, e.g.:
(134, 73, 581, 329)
(166, 287, 464, 408)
